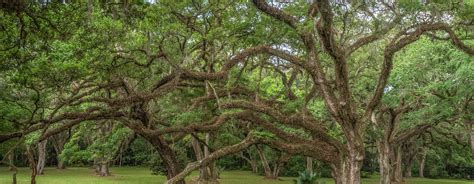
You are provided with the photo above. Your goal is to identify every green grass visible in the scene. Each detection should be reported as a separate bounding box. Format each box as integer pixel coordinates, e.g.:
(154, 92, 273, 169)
(0, 167, 472, 184)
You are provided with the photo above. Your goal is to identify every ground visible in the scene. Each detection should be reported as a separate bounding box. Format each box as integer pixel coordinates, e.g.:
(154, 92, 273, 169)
(0, 167, 472, 184)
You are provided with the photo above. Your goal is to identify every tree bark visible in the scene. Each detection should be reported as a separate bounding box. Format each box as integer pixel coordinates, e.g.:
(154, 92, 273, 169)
(272, 153, 290, 178)
(390, 147, 403, 183)
(403, 153, 415, 178)
(256, 145, 274, 179)
(12, 169, 17, 184)
(419, 149, 426, 178)
(306, 157, 313, 173)
(8, 151, 15, 171)
(238, 150, 258, 173)
(165, 135, 257, 184)
(331, 131, 364, 184)
(36, 140, 47, 175)
(204, 133, 219, 180)
(51, 132, 68, 169)
(8, 150, 17, 184)
(402, 141, 416, 178)
(250, 158, 258, 173)
(99, 162, 110, 176)
(94, 159, 100, 174)
(57, 159, 66, 170)
(377, 140, 391, 184)
(148, 135, 185, 184)
(191, 136, 212, 182)
(26, 146, 37, 184)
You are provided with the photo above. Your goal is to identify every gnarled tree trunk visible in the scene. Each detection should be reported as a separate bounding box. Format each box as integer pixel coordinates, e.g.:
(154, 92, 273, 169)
(377, 140, 391, 184)
(36, 140, 47, 175)
(272, 153, 290, 179)
(390, 147, 403, 183)
(239, 150, 258, 173)
(256, 145, 274, 179)
(331, 130, 364, 184)
(148, 135, 185, 184)
(333, 152, 364, 184)
(204, 133, 219, 181)
(191, 135, 218, 183)
(26, 146, 37, 184)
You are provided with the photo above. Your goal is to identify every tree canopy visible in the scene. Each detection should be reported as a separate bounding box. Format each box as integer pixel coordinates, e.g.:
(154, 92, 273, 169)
(0, 1, 473, 184)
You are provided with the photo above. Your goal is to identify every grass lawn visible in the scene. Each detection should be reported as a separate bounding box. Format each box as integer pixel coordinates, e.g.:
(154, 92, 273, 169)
(0, 167, 472, 184)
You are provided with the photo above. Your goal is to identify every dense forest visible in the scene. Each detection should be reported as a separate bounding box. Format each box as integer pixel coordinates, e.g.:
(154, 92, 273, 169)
(0, 1, 473, 184)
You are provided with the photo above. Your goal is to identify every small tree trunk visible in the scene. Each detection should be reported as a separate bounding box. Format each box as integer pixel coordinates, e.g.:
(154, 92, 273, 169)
(26, 146, 37, 184)
(306, 157, 313, 173)
(36, 140, 47, 175)
(192, 136, 211, 181)
(391, 147, 403, 183)
(8, 151, 17, 184)
(403, 156, 414, 178)
(8, 151, 15, 171)
(99, 162, 110, 176)
(204, 133, 219, 181)
(402, 142, 416, 178)
(239, 150, 258, 173)
(57, 160, 66, 170)
(256, 145, 274, 179)
(377, 140, 391, 184)
(94, 159, 100, 174)
(12, 169, 17, 184)
(250, 159, 258, 173)
(52, 134, 67, 169)
(419, 150, 426, 178)
(272, 154, 290, 178)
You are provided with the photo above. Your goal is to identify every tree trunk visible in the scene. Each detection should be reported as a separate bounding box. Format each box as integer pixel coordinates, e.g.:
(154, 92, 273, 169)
(238, 149, 258, 173)
(256, 145, 274, 179)
(149, 135, 185, 184)
(8, 150, 17, 184)
(272, 153, 290, 178)
(94, 159, 100, 174)
(12, 169, 17, 184)
(403, 155, 414, 178)
(36, 140, 47, 175)
(99, 162, 110, 176)
(204, 133, 219, 181)
(250, 159, 258, 173)
(192, 136, 211, 181)
(331, 156, 364, 184)
(26, 146, 37, 184)
(51, 133, 67, 169)
(419, 149, 426, 178)
(377, 140, 391, 184)
(331, 132, 364, 184)
(8, 151, 15, 171)
(391, 147, 403, 183)
(402, 142, 416, 178)
(57, 160, 66, 170)
(306, 157, 313, 173)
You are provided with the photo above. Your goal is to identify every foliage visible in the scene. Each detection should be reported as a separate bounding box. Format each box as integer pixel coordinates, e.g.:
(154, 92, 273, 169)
(293, 170, 320, 184)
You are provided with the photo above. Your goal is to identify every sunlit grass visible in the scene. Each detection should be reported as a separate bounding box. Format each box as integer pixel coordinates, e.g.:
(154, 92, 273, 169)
(0, 167, 472, 184)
